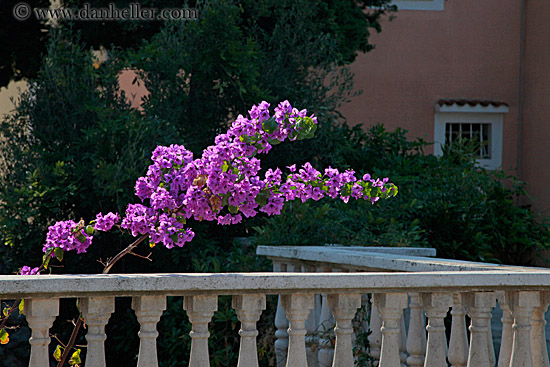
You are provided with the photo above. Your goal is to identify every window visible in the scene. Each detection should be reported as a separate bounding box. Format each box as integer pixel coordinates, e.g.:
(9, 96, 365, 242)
(391, 0, 444, 11)
(434, 100, 508, 169)
(445, 122, 491, 159)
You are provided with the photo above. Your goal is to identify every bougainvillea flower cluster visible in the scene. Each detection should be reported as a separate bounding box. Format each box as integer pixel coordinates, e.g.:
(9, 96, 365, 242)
(21, 101, 398, 274)
(43, 220, 93, 254)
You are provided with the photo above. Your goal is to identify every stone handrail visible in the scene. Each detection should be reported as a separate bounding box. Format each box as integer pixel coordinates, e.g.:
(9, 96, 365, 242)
(256, 246, 550, 367)
(256, 245, 547, 272)
(2, 271, 550, 367)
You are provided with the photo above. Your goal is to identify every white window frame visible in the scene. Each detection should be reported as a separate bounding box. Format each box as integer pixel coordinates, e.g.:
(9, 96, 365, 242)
(392, 0, 444, 11)
(434, 103, 508, 170)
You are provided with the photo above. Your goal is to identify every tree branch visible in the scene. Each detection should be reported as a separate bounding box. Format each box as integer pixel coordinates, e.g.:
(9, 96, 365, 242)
(56, 317, 82, 367)
(102, 234, 148, 274)
(0, 299, 20, 330)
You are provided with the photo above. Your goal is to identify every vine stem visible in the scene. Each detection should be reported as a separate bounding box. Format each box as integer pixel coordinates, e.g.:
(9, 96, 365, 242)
(0, 299, 21, 330)
(56, 233, 148, 366)
(102, 234, 148, 274)
(56, 318, 82, 367)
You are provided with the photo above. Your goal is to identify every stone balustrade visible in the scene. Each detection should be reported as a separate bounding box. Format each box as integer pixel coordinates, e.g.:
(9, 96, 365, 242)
(1, 270, 550, 366)
(257, 245, 550, 367)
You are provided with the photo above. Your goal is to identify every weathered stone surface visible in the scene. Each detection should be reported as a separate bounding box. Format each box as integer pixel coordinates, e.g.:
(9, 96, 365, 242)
(257, 245, 547, 272)
(3, 270, 550, 300)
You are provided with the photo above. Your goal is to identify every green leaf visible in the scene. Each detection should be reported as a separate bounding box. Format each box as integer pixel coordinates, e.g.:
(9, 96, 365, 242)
(0, 329, 9, 345)
(341, 184, 352, 197)
(53, 345, 63, 361)
(85, 225, 94, 235)
(222, 161, 230, 173)
(262, 117, 278, 134)
(54, 248, 64, 262)
(69, 348, 81, 365)
(228, 205, 239, 214)
(2, 307, 8, 318)
(42, 249, 53, 270)
(76, 234, 87, 243)
(254, 189, 271, 207)
(18, 300, 24, 315)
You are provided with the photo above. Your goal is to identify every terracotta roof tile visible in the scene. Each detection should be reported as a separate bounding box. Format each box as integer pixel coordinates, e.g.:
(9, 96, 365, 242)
(437, 99, 509, 108)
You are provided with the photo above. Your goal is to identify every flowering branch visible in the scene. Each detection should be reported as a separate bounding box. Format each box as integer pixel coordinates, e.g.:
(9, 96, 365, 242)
(13, 100, 398, 363)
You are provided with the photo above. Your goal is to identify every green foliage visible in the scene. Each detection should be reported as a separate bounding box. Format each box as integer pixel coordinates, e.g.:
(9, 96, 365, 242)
(69, 348, 82, 365)
(256, 125, 550, 265)
(0, 29, 180, 273)
(0, 328, 8, 345)
(53, 345, 63, 361)
(0, 0, 395, 275)
(127, 0, 392, 155)
(0, 2, 396, 365)
(1, 0, 394, 88)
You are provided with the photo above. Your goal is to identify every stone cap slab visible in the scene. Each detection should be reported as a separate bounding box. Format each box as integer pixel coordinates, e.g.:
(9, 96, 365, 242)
(3, 271, 550, 299)
(256, 246, 547, 272)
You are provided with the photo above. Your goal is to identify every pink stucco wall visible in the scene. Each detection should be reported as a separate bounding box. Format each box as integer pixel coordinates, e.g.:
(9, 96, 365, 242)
(521, 0, 550, 215)
(117, 0, 549, 214)
(340, 0, 522, 175)
(118, 69, 149, 109)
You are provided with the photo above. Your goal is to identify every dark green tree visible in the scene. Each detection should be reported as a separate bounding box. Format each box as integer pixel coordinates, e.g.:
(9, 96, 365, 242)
(0, 0, 395, 274)
(0, 0, 394, 87)
(0, 2, 397, 365)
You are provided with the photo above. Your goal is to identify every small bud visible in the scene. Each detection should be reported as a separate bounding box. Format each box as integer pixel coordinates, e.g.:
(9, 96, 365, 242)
(192, 174, 207, 188)
(209, 195, 222, 212)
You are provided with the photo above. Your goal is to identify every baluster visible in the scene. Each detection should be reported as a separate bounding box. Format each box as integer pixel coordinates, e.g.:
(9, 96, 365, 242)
(25, 298, 59, 367)
(327, 293, 361, 367)
(274, 262, 290, 367)
(80, 296, 115, 367)
(374, 292, 408, 367)
(275, 296, 290, 367)
(466, 292, 496, 367)
(281, 293, 315, 367)
(132, 295, 166, 367)
(406, 293, 426, 367)
(233, 294, 266, 367)
(353, 294, 371, 365)
(315, 292, 322, 335)
(304, 265, 319, 367)
(497, 292, 514, 367)
(318, 292, 334, 367)
(448, 293, 469, 367)
(531, 291, 550, 367)
(184, 295, 218, 367)
(369, 295, 383, 364)
(399, 312, 408, 366)
(487, 306, 496, 367)
(423, 292, 452, 367)
(508, 291, 539, 367)
(317, 264, 334, 367)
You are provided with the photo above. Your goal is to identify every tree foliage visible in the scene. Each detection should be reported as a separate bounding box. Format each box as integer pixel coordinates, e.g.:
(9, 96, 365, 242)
(0, 0, 394, 88)
(256, 125, 550, 265)
(0, 0, 395, 273)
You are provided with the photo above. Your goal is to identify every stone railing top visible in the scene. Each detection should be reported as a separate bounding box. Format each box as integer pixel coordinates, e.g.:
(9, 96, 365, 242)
(256, 245, 548, 272)
(3, 271, 550, 299)
(321, 245, 437, 257)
